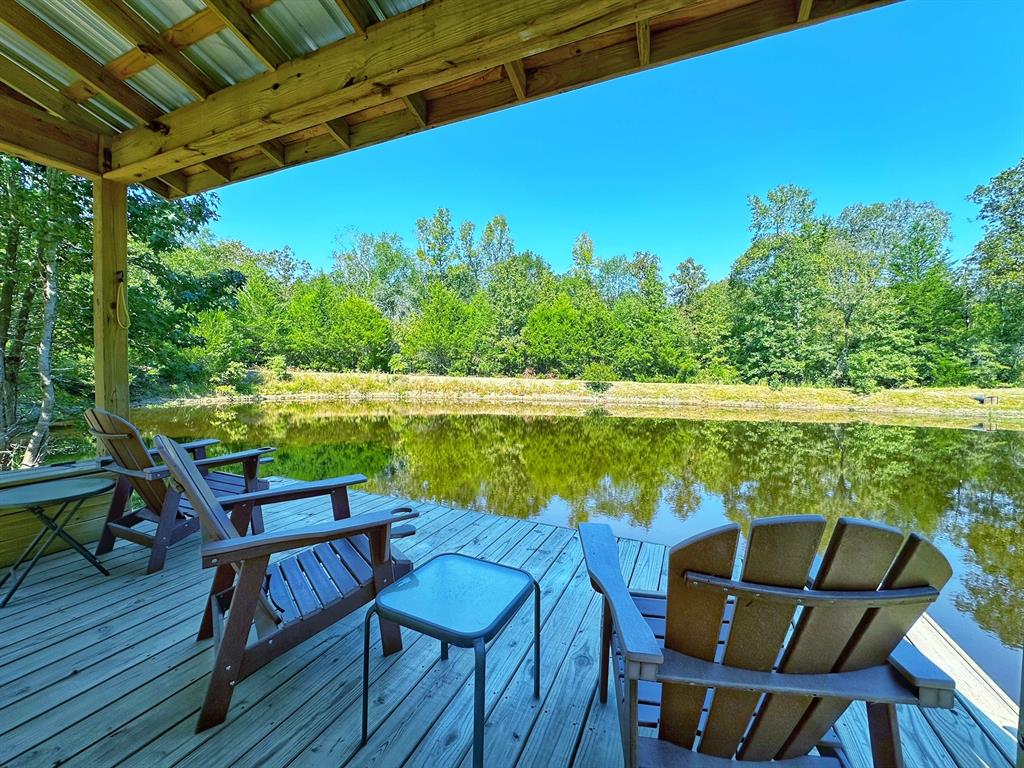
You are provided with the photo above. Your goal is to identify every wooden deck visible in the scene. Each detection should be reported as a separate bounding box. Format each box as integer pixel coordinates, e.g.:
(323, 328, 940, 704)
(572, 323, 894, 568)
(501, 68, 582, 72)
(0, 480, 1019, 768)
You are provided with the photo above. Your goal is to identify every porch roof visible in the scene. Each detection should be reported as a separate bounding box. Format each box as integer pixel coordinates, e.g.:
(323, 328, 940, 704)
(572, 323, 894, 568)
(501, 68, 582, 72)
(1, 0, 895, 199)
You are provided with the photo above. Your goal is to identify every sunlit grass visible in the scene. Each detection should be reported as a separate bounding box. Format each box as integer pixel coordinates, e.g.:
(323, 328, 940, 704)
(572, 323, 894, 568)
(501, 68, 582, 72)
(245, 370, 1024, 422)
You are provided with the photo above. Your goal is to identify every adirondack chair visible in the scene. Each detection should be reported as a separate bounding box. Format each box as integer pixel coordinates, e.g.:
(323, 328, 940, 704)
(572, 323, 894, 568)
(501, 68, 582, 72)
(85, 408, 275, 574)
(154, 434, 418, 730)
(580, 516, 956, 768)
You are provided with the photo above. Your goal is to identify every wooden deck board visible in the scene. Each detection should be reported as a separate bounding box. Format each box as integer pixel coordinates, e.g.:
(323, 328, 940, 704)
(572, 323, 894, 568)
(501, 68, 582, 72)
(0, 481, 1017, 768)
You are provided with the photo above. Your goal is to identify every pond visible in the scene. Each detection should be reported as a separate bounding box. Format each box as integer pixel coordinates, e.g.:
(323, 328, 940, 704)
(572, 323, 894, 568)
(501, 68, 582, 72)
(59, 400, 1023, 699)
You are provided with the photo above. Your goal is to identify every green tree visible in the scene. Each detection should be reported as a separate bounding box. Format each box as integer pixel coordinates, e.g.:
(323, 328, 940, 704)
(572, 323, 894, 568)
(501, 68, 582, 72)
(966, 157, 1024, 383)
(398, 282, 494, 375)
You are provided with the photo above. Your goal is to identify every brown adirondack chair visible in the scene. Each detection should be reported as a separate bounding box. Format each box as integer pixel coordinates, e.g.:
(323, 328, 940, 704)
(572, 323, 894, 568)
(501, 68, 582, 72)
(154, 434, 418, 731)
(86, 408, 275, 574)
(581, 516, 956, 767)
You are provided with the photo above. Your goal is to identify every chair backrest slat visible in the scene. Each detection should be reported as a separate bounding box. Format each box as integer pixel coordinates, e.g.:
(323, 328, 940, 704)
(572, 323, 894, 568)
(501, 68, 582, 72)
(739, 517, 906, 761)
(85, 408, 166, 511)
(697, 515, 824, 758)
(154, 435, 238, 543)
(659, 524, 738, 749)
(155, 435, 283, 625)
(775, 532, 952, 759)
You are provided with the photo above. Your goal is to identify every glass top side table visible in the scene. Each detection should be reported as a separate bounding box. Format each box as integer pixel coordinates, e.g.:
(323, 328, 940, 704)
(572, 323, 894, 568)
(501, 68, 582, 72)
(361, 553, 541, 768)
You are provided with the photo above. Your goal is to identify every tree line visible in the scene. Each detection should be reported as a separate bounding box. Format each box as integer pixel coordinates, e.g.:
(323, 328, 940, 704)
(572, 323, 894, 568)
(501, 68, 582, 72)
(0, 152, 1021, 465)
(186, 160, 1023, 394)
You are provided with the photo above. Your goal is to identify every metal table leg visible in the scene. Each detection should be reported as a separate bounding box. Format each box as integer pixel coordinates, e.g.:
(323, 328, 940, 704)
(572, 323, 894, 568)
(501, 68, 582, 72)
(362, 606, 377, 746)
(1, 502, 76, 608)
(473, 637, 486, 768)
(31, 499, 110, 576)
(533, 579, 541, 698)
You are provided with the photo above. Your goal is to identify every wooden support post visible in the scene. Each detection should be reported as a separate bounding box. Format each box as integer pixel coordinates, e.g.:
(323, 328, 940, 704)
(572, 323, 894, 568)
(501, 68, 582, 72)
(92, 179, 129, 418)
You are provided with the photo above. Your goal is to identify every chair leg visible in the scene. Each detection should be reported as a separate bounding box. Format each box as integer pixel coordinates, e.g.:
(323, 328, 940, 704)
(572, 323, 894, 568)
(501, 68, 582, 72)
(146, 489, 180, 574)
(599, 599, 612, 703)
(197, 556, 268, 731)
(866, 702, 904, 768)
(199, 565, 235, 641)
(369, 529, 402, 655)
(96, 476, 132, 555)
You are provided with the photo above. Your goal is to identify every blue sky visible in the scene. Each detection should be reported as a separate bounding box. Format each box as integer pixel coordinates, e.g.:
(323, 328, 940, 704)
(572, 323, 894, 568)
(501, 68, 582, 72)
(209, 0, 1024, 281)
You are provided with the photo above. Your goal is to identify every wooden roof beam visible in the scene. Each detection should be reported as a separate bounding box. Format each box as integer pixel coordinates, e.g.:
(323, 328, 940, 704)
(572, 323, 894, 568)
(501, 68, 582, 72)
(0, 93, 102, 178)
(205, 0, 287, 70)
(0, 54, 113, 134)
(796, 0, 814, 22)
(109, 0, 716, 182)
(333, 0, 379, 36)
(636, 19, 651, 66)
(504, 60, 527, 101)
(401, 93, 428, 128)
(0, 2, 162, 123)
(110, 0, 894, 188)
(79, 0, 217, 98)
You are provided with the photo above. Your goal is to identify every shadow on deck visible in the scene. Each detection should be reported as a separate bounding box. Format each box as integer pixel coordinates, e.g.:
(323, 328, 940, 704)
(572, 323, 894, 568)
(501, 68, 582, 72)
(0, 481, 1018, 767)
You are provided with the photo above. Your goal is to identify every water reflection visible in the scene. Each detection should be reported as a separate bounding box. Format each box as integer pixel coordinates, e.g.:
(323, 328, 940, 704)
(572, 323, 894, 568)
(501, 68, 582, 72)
(97, 401, 1021, 695)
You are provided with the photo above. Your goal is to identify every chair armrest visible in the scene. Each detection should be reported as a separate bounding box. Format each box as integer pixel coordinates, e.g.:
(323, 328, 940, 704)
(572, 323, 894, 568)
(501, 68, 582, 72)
(216, 474, 368, 509)
(147, 438, 219, 458)
(889, 639, 955, 708)
(142, 447, 276, 480)
(98, 438, 220, 470)
(201, 506, 419, 567)
(579, 523, 662, 668)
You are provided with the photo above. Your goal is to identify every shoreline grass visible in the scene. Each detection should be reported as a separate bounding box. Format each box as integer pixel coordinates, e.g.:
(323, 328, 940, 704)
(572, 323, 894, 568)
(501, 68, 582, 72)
(141, 370, 1024, 429)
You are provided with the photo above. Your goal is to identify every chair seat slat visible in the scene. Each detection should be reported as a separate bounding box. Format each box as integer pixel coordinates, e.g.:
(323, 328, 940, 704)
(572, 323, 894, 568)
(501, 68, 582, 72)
(297, 548, 342, 606)
(314, 542, 362, 595)
(279, 555, 321, 616)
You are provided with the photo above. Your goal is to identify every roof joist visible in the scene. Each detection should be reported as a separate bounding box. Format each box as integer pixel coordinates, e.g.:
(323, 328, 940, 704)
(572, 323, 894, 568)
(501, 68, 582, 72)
(108, 0, 732, 183)
(0, 93, 102, 178)
(0, 0, 894, 197)
(205, 0, 287, 70)
(0, 1, 162, 123)
(144, 0, 893, 197)
(79, 0, 218, 98)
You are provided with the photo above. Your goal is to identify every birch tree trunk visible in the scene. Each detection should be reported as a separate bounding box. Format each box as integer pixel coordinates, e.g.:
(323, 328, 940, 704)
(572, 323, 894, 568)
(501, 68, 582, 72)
(19, 167, 62, 468)
(20, 250, 56, 467)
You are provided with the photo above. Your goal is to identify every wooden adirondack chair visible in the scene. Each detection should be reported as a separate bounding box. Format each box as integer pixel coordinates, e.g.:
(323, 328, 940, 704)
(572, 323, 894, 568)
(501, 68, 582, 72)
(580, 516, 956, 767)
(154, 434, 418, 731)
(86, 408, 275, 574)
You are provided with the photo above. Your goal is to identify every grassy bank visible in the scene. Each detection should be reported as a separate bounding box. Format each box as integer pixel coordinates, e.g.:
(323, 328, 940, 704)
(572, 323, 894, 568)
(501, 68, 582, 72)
(153, 370, 1024, 426)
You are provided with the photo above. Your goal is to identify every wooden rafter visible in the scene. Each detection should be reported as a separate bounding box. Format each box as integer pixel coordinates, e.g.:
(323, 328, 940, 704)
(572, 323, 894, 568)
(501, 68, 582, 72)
(324, 117, 352, 149)
(401, 93, 428, 128)
(0, 2, 161, 123)
(175, 0, 891, 198)
(109, 0, 727, 181)
(78, 0, 217, 98)
(333, 0, 378, 36)
(0, 54, 113, 134)
(255, 139, 286, 167)
(205, 0, 287, 70)
(796, 0, 815, 22)
(636, 19, 651, 66)
(161, 8, 226, 49)
(203, 156, 234, 183)
(504, 60, 527, 101)
(0, 93, 102, 178)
